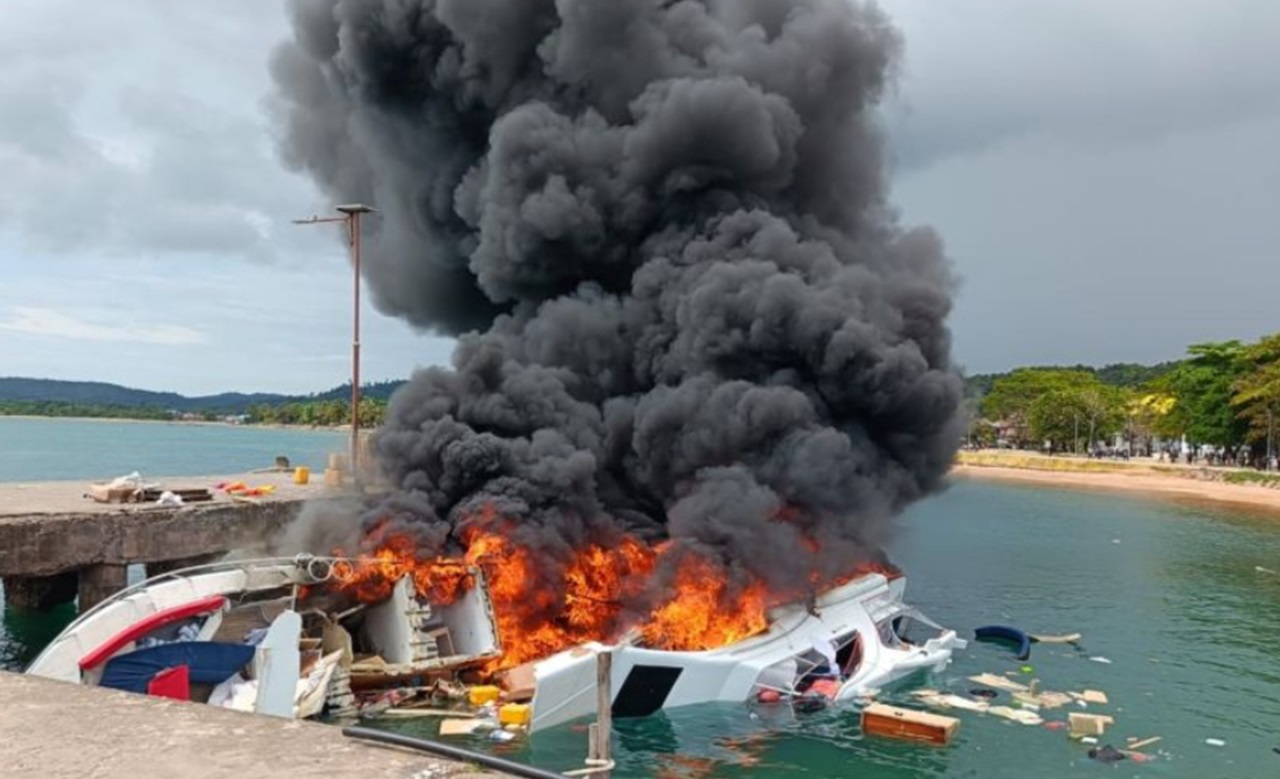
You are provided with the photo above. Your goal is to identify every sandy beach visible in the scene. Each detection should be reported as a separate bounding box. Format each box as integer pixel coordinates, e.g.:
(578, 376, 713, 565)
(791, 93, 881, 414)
(953, 451, 1280, 515)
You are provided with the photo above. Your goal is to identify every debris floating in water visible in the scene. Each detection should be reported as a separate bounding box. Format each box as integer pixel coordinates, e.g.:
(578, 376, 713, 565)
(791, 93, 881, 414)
(1030, 632, 1083, 644)
(1089, 656, 1113, 664)
(1087, 745, 1126, 764)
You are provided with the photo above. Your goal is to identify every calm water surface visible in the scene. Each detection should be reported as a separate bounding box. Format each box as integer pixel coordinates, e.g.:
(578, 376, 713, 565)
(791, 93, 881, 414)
(382, 482, 1280, 778)
(3, 465, 1279, 777)
(0, 417, 344, 482)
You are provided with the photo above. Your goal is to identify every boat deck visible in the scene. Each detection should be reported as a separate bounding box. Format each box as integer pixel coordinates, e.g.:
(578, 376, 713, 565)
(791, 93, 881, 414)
(0, 471, 323, 518)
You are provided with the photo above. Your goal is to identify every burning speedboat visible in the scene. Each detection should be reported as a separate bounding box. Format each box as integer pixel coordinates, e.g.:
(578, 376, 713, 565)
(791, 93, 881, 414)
(528, 571, 961, 731)
(26, 550, 958, 732)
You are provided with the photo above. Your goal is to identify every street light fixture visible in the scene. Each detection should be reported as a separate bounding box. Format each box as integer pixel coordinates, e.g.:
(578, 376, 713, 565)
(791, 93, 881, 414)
(293, 203, 375, 481)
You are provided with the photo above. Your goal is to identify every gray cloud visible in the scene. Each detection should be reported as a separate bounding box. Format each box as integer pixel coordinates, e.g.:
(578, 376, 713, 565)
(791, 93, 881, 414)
(0, 0, 321, 261)
(879, 0, 1280, 371)
(1, 0, 1274, 399)
(883, 0, 1280, 172)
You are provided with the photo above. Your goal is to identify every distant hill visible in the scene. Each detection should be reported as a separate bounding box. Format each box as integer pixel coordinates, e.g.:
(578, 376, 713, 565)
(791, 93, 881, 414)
(0, 377, 407, 414)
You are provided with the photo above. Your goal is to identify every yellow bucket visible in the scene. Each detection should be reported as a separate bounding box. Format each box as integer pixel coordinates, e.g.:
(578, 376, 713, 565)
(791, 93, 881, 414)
(293, 466, 311, 485)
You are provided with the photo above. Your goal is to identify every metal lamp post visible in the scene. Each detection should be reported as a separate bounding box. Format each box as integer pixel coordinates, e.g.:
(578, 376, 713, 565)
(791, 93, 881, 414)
(293, 204, 375, 480)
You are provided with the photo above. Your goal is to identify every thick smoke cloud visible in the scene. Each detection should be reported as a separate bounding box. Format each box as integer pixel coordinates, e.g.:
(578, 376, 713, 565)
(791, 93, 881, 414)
(272, 0, 964, 597)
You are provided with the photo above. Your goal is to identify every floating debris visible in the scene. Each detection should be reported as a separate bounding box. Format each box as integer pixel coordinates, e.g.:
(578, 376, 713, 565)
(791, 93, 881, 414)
(439, 719, 485, 736)
(862, 703, 960, 746)
(967, 673, 1029, 693)
(1087, 745, 1127, 764)
(1126, 736, 1161, 751)
(974, 625, 1032, 660)
(987, 706, 1043, 726)
(1030, 633, 1082, 644)
(1068, 712, 1114, 737)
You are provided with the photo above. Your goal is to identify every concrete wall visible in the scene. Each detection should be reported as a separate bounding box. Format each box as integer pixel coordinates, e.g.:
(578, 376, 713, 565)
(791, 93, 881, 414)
(0, 500, 310, 610)
(0, 501, 304, 578)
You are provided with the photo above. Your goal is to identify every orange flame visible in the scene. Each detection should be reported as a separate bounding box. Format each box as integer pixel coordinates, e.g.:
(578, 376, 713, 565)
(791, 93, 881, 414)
(640, 549, 770, 651)
(326, 503, 899, 676)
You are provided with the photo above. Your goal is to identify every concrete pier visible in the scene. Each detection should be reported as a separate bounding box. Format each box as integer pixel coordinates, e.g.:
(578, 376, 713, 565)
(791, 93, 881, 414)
(0, 472, 335, 611)
(0, 672, 503, 778)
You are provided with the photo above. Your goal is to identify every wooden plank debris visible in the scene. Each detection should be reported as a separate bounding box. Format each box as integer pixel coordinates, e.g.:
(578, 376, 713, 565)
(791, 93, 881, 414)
(1030, 633, 1082, 644)
(967, 673, 1028, 693)
(439, 718, 485, 736)
(862, 703, 960, 746)
(1077, 689, 1109, 704)
(381, 708, 462, 718)
(987, 706, 1043, 725)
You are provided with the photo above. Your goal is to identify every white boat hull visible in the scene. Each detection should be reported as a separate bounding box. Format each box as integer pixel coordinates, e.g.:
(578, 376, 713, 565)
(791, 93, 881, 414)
(530, 573, 957, 731)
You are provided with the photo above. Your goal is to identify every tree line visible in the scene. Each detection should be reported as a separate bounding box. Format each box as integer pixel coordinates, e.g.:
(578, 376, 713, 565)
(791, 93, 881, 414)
(0, 397, 387, 428)
(245, 397, 386, 428)
(0, 400, 172, 421)
(969, 333, 1280, 468)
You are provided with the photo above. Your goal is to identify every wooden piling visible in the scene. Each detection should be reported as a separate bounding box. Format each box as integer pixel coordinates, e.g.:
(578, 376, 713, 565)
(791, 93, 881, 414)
(587, 649, 613, 778)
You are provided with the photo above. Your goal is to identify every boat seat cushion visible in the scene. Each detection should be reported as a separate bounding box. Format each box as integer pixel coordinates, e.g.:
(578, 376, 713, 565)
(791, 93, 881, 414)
(101, 642, 255, 694)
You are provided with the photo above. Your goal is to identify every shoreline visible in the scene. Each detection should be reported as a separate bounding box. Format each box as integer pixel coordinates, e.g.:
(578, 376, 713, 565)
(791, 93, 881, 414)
(953, 452, 1280, 516)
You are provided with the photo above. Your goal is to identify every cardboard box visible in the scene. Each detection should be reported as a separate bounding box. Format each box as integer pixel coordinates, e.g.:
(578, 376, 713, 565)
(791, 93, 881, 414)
(862, 703, 959, 746)
(1068, 712, 1114, 737)
(88, 483, 136, 504)
(324, 468, 346, 487)
(500, 661, 537, 702)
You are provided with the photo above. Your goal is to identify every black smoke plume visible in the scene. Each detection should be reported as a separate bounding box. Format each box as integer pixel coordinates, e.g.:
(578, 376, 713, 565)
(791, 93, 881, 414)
(272, 0, 964, 598)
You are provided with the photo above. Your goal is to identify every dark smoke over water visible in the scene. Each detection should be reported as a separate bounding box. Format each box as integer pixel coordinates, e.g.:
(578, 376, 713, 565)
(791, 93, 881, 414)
(272, 0, 964, 597)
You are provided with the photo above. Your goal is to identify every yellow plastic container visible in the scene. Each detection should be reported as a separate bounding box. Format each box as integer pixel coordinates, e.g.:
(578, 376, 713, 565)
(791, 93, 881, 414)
(293, 466, 310, 485)
(498, 703, 531, 727)
(468, 685, 501, 707)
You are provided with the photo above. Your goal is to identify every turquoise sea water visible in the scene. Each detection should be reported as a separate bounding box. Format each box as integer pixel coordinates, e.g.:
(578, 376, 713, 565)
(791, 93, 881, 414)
(2, 421, 1279, 776)
(0, 417, 345, 482)
(376, 482, 1280, 778)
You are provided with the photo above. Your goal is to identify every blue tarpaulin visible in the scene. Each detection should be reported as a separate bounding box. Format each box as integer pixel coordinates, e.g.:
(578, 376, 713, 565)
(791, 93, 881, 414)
(100, 642, 255, 694)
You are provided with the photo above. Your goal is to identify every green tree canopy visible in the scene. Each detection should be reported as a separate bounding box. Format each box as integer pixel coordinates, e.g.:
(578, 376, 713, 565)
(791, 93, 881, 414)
(1232, 333, 1280, 448)
(980, 369, 1099, 446)
(1027, 385, 1126, 452)
(1155, 341, 1249, 448)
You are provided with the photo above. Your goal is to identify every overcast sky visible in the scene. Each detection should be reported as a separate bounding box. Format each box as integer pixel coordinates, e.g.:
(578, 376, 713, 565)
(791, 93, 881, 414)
(1, 1, 1275, 395)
